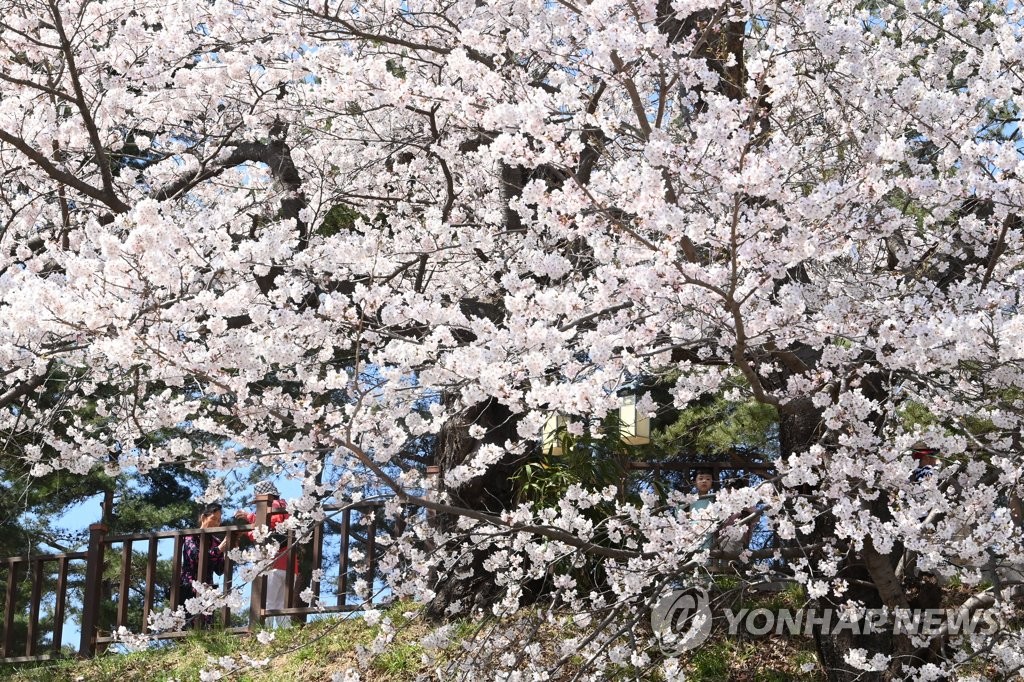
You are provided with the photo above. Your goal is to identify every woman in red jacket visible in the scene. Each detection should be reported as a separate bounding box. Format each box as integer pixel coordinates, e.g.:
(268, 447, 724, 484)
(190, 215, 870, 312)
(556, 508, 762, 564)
(235, 480, 298, 627)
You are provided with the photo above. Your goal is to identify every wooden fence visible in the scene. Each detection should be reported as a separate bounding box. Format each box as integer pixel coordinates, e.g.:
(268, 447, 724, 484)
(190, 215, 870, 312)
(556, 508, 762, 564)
(1, 495, 399, 665)
(1, 459, 777, 666)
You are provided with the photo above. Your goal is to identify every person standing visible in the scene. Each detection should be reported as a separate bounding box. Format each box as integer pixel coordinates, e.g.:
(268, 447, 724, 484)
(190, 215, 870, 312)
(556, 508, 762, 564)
(689, 468, 717, 551)
(236, 480, 297, 628)
(179, 502, 229, 629)
(910, 445, 939, 483)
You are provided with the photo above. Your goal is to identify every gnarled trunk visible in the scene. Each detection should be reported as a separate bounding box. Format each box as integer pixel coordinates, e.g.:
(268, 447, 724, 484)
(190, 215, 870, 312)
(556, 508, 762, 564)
(425, 398, 522, 619)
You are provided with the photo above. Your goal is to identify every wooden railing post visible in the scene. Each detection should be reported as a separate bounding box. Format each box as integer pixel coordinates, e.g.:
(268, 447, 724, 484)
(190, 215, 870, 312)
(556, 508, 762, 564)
(26, 558, 44, 656)
(220, 530, 234, 628)
(2, 559, 19, 658)
(338, 508, 351, 607)
(248, 493, 273, 630)
(284, 529, 296, 618)
(366, 507, 378, 597)
(307, 518, 324, 620)
(142, 536, 158, 630)
(115, 541, 132, 631)
(196, 531, 209, 628)
(52, 555, 70, 655)
(79, 523, 108, 658)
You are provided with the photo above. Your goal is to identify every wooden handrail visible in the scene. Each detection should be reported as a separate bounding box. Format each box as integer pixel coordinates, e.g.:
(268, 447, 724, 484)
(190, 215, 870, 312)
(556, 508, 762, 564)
(103, 524, 254, 544)
(2, 466, 781, 666)
(1, 551, 87, 564)
(1, 498, 404, 665)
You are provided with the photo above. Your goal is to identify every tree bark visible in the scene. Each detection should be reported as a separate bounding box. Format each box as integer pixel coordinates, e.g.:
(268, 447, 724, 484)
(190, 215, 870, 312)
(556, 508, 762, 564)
(424, 398, 522, 619)
(778, 400, 900, 682)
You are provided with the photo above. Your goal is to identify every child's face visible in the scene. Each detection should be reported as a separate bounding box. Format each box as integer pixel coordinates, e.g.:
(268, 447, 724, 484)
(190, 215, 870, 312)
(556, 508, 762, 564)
(695, 473, 714, 494)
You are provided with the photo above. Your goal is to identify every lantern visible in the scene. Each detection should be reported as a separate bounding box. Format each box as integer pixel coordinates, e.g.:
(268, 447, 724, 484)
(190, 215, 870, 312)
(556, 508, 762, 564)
(618, 395, 650, 446)
(424, 465, 441, 499)
(542, 414, 566, 455)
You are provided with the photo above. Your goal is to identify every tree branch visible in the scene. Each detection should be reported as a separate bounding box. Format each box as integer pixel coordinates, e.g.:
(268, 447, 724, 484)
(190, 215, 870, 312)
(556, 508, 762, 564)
(0, 128, 128, 213)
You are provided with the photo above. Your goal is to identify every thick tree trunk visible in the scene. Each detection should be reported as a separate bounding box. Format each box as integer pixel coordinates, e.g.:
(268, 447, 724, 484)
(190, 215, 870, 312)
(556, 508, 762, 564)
(779, 400, 902, 682)
(424, 397, 522, 619)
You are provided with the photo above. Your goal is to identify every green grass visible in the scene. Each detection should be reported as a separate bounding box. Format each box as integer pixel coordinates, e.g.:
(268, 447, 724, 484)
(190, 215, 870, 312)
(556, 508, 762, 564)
(0, 602, 506, 682)
(689, 642, 732, 680)
(373, 642, 423, 675)
(1, 596, 826, 682)
(679, 638, 822, 682)
(2, 605, 415, 682)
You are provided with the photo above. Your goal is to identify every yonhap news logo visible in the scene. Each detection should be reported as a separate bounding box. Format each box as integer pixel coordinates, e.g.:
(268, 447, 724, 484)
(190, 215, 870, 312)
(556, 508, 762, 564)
(651, 587, 713, 654)
(651, 587, 1005, 655)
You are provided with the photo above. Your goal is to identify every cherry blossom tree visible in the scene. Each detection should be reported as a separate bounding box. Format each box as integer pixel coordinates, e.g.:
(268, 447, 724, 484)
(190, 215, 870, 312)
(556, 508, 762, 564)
(3, 0, 1024, 678)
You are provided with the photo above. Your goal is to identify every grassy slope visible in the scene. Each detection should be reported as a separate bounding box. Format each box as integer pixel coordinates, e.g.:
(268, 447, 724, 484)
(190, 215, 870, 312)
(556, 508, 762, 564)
(3, 606, 434, 682)
(1, 599, 826, 682)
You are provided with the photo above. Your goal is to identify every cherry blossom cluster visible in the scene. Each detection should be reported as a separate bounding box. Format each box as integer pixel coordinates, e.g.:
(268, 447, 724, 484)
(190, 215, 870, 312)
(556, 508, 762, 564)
(3, 0, 1024, 676)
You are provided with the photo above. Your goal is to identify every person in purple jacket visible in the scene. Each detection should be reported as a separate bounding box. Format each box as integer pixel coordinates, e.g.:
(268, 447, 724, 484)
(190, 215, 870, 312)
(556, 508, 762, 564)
(179, 502, 230, 629)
